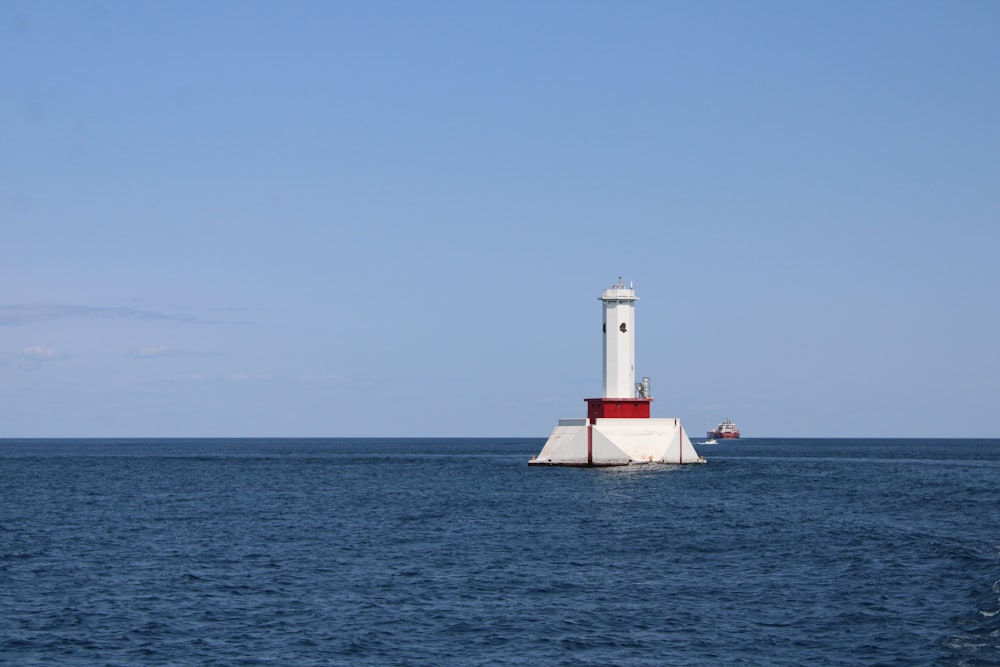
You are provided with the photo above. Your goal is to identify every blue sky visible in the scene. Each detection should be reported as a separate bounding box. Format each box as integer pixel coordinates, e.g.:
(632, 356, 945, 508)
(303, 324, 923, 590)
(2, 1, 998, 438)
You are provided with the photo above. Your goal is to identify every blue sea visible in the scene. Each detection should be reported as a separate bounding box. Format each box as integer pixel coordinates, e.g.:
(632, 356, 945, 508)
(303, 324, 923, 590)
(2, 438, 998, 666)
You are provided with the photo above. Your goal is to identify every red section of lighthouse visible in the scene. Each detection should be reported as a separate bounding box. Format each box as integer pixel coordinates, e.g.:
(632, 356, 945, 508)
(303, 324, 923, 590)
(586, 398, 651, 421)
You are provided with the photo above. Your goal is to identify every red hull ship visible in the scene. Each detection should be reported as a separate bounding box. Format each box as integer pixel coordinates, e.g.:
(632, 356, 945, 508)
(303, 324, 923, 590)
(707, 419, 741, 439)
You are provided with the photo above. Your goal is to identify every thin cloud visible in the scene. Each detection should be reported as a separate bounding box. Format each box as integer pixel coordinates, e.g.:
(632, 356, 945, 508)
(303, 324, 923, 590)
(143, 372, 277, 385)
(22, 345, 58, 360)
(228, 373, 272, 382)
(16, 345, 63, 369)
(132, 345, 176, 358)
(165, 373, 205, 383)
(296, 374, 349, 384)
(130, 346, 221, 358)
(0, 303, 243, 326)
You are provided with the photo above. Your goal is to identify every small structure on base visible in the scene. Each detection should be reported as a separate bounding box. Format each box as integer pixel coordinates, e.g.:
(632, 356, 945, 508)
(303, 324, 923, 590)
(530, 279, 704, 467)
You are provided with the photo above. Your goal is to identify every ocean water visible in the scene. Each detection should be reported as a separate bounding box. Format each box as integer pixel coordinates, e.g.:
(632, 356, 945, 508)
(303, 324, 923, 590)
(1, 438, 998, 666)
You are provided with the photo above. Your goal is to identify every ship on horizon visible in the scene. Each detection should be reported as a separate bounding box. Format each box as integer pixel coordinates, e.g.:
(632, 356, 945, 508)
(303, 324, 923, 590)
(707, 419, 741, 439)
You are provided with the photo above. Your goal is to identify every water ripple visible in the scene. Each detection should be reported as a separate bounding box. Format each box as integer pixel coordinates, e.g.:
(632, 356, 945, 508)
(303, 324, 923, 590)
(1, 437, 999, 665)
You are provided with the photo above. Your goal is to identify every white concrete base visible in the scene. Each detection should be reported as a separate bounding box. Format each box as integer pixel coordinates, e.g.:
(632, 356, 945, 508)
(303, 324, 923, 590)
(529, 418, 704, 466)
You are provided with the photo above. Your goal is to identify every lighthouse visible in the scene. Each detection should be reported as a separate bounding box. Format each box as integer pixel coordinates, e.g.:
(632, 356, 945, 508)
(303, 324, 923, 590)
(530, 279, 703, 466)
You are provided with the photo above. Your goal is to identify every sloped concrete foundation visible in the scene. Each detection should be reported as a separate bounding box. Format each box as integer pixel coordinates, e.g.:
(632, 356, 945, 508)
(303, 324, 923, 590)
(530, 417, 704, 466)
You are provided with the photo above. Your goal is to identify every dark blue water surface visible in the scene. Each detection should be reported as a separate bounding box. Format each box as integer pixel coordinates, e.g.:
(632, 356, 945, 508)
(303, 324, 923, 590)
(2, 438, 999, 666)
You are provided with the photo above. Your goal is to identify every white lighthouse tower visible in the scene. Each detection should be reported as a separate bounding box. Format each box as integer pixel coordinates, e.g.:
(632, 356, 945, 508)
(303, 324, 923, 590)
(602, 279, 637, 400)
(530, 279, 703, 466)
